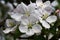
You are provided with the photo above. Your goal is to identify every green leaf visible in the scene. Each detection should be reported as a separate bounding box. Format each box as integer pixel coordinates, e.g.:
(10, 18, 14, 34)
(33, 35, 45, 40)
(57, 0, 60, 5)
(54, 19, 60, 27)
(13, 26, 22, 39)
(5, 35, 14, 40)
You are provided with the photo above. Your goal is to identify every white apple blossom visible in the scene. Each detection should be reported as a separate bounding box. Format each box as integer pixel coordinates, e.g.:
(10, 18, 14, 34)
(19, 15, 42, 37)
(30, 0, 57, 29)
(31, 9, 57, 29)
(36, 0, 55, 13)
(3, 19, 18, 34)
(36, 0, 50, 9)
(39, 15, 57, 29)
(8, 2, 37, 22)
(5, 0, 58, 38)
(38, 9, 57, 29)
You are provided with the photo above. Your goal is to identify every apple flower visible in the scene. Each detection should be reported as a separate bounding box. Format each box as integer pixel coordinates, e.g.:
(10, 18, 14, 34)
(8, 2, 37, 22)
(19, 15, 42, 37)
(3, 19, 18, 34)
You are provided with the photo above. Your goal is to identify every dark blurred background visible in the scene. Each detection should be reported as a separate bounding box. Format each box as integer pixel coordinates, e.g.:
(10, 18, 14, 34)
(1, 0, 54, 4)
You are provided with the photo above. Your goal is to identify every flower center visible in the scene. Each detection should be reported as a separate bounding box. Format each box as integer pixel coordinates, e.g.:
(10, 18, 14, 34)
(40, 4, 43, 7)
(25, 11, 30, 16)
(28, 23, 32, 29)
(9, 22, 15, 27)
(42, 13, 49, 20)
(39, 3, 45, 8)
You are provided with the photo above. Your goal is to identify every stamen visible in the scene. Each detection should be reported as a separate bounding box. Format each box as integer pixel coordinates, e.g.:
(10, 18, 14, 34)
(42, 13, 49, 20)
(25, 11, 30, 16)
(28, 23, 32, 29)
(9, 22, 15, 27)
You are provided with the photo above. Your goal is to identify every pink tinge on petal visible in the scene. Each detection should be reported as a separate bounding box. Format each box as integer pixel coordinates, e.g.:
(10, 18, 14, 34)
(56, 9, 60, 13)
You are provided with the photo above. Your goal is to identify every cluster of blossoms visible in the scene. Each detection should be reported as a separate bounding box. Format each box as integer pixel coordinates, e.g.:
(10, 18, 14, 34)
(2, 0, 58, 38)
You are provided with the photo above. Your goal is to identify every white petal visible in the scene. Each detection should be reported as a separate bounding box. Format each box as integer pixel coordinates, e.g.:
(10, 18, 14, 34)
(11, 25, 17, 32)
(36, 0, 43, 7)
(30, 1, 32, 3)
(32, 24, 42, 33)
(7, 2, 14, 11)
(14, 4, 24, 14)
(3, 25, 17, 34)
(6, 19, 16, 27)
(21, 2, 29, 13)
(44, 1, 50, 6)
(21, 16, 29, 25)
(51, 1, 58, 7)
(10, 13, 23, 21)
(46, 15, 57, 24)
(28, 15, 38, 24)
(28, 3, 37, 12)
(13, 2, 18, 6)
(40, 9, 51, 16)
(38, 9, 44, 15)
(14, 2, 28, 14)
(26, 29, 34, 36)
(44, 6, 55, 13)
(3, 28, 11, 34)
(19, 25, 28, 33)
(8, 12, 14, 15)
(31, 10, 43, 18)
(41, 20, 50, 29)
(36, 0, 42, 2)
(20, 34, 30, 38)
